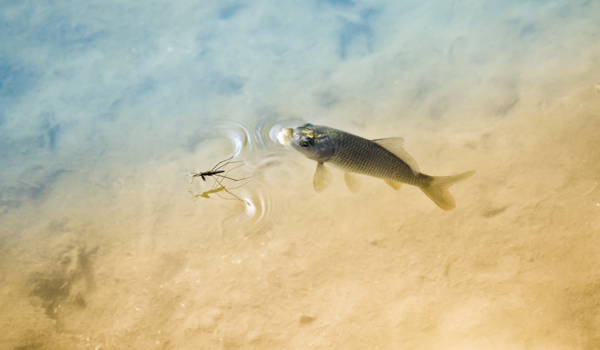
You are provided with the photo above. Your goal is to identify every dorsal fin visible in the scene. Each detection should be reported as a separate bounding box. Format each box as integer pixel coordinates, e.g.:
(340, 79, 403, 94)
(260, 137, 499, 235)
(372, 137, 420, 173)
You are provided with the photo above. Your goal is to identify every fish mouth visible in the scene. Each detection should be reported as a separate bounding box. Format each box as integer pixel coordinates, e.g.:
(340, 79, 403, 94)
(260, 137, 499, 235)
(277, 128, 294, 147)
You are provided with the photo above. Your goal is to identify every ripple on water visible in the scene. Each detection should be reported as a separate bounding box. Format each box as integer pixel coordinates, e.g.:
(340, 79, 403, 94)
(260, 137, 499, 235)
(256, 116, 305, 147)
(220, 187, 276, 242)
(192, 117, 305, 240)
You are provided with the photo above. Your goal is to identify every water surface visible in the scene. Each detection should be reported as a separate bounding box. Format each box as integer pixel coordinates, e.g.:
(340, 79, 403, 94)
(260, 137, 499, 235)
(1, 1, 600, 349)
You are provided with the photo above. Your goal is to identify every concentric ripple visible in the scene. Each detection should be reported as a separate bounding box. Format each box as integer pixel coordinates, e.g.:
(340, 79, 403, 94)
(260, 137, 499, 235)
(190, 116, 304, 240)
(220, 186, 276, 242)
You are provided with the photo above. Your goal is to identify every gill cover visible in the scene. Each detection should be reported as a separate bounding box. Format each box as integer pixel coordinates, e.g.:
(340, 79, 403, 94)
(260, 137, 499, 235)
(289, 123, 335, 163)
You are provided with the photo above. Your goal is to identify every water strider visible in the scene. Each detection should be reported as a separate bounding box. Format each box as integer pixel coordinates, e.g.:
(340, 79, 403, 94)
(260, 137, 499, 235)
(278, 123, 475, 211)
(189, 156, 245, 183)
(188, 156, 252, 205)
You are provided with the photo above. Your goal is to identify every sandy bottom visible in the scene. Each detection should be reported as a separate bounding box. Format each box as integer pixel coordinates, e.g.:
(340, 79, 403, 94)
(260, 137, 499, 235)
(2, 1, 600, 348)
(1, 78, 600, 349)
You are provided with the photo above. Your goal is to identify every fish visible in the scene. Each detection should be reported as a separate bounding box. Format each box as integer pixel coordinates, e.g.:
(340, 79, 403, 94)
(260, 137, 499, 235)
(277, 123, 475, 211)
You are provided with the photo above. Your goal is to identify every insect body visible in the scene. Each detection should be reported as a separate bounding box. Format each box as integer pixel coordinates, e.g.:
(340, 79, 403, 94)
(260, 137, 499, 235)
(188, 156, 252, 205)
(189, 156, 240, 183)
(194, 169, 225, 181)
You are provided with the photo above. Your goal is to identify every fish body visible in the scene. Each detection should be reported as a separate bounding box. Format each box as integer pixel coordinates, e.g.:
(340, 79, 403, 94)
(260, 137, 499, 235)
(277, 123, 475, 211)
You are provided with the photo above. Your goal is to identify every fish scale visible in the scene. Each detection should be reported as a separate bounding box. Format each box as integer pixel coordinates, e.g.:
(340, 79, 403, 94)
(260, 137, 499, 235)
(278, 123, 475, 211)
(327, 131, 426, 187)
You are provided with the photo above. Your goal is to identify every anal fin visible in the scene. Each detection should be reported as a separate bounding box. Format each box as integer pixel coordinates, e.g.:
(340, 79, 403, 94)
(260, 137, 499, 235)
(384, 179, 402, 190)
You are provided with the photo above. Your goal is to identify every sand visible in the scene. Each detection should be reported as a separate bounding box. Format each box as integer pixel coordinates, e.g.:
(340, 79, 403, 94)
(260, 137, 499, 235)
(1, 1, 600, 349)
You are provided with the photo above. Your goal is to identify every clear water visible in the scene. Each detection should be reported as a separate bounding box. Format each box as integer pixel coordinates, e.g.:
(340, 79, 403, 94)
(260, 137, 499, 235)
(1, 1, 600, 348)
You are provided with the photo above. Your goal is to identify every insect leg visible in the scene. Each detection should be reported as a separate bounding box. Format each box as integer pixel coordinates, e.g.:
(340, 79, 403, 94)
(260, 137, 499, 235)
(212, 172, 250, 205)
(210, 155, 234, 172)
(219, 186, 250, 205)
(213, 174, 252, 182)
(212, 160, 252, 182)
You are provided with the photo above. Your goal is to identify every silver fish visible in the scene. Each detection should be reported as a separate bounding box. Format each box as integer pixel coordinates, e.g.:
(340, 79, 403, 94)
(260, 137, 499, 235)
(277, 123, 475, 211)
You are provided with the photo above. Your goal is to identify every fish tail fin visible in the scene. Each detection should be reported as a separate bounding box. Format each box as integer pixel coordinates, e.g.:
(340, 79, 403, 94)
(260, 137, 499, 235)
(419, 171, 475, 211)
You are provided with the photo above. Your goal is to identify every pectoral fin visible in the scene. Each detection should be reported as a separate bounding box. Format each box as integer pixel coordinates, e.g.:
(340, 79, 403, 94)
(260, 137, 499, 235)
(344, 172, 361, 193)
(313, 162, 333, 192)
(384, 179, 402, 190)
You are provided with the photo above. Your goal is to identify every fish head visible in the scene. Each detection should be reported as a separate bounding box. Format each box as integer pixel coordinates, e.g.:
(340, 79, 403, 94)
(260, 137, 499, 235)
(277, 123, 334, 162)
